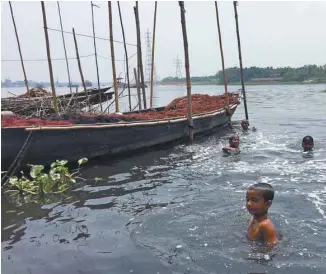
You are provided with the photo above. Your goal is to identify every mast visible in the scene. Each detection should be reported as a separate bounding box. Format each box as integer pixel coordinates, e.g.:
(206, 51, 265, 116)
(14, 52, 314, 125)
(9, 1, 29, 94)
(117, 1, 132, 111)
(150, 1, 158, 109)
(233, 1, 249, 121)
(215, 1, 231, 128)
(179, 1, 194, 142)
(108, 1, 119, 112)
(72, 28, 89, 108)
(41, 1, 58, 115)
(134, 2, 147, 109)
(91, 1, 103, 112)
(57, 1, 72, 95)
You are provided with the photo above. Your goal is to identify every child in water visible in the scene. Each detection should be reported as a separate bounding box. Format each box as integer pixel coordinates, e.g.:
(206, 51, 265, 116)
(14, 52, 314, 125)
(302, 135, 314, 152)
(222, 135, 240, 154)
(246, 183, 278, 245)
(241, 119, 257, 132)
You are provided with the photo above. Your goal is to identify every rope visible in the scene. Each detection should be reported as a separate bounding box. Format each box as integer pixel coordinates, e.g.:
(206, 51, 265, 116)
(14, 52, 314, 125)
(46, 27, 137, 47)
(2, 54, 94, 62)
(2, 52, 137, 63)
(1, 131, 33, 185)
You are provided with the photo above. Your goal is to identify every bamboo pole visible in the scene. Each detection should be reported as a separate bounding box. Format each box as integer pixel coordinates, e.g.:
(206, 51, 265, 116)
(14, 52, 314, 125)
(72, 28, 89, 108)
(214, 1, 231, 128)
(150, 1, 158, 109)
(134, 2, 147, 109)
(179, 1, 194, 142)
(9, 1, 29, 94)
(91, 1, 103, 112)
(41, 1, 58, 115)
(134, 68, 142, 110)
(108, 2, 119, 113)
(233, 1, 249, 121)
(117, 1, 132, 112)
(57, 1, 72, 95)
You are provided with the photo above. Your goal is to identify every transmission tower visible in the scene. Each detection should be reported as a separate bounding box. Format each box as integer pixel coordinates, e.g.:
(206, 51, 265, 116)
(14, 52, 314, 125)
(173, 54, 183, 79)
(144, 29, 157, 85)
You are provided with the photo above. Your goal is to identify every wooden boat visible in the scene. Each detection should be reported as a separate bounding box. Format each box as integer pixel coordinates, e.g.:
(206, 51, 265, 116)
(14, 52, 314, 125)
(1, 92, 241, 171)
(1, 87, 113, 116)
(58, 87, 113, 105)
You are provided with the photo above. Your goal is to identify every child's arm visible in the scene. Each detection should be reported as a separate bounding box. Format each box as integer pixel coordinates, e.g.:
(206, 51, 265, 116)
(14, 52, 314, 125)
(222, 146, 237, 152)
(260, 221, 278, 244)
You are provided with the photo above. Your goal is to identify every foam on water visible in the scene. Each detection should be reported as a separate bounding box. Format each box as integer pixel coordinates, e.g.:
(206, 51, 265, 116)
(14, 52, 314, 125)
(128, 120, 326, 273)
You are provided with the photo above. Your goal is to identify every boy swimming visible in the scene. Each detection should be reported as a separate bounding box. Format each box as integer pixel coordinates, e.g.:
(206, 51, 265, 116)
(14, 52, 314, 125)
(302, 135, 314, 152)
(246, 183, 278, 245)
(241, 119, 257, 132)
(222, 135, 240, 154)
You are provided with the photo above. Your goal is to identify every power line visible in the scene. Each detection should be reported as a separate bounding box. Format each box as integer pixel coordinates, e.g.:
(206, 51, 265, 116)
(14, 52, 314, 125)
(2, 52, 137, 62)
(97, 52, 137, 61)
(47, 27, 137, 47)
(2, 53, 94, 62)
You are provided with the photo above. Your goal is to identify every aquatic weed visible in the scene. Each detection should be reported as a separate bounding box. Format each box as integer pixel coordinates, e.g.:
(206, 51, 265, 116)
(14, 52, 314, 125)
(4, 158, 88, 198)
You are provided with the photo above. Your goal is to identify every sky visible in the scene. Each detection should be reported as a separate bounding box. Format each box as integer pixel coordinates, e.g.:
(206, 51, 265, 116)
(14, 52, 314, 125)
(1, 1, 326, 83)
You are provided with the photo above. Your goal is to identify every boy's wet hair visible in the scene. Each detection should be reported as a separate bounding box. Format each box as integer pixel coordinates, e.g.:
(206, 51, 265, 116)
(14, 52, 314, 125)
(248, 183, 274, 201)
(229, 135, 239, 144)
(302, 135, 314, 145)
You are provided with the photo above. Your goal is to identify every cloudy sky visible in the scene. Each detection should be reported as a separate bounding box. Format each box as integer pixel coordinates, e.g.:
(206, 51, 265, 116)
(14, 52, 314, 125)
(1, 1, 326, 83)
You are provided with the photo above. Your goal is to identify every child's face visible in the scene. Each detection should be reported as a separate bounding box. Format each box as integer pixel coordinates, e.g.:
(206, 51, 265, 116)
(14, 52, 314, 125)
(246, 189, 271, 216)
(303, 141, 313, 151)
(231, 136, 240, 148)
(241, 121, 249, 130)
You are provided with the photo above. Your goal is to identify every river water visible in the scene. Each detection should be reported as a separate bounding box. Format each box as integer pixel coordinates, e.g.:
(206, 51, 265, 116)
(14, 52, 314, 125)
(2, 84, 326, 274)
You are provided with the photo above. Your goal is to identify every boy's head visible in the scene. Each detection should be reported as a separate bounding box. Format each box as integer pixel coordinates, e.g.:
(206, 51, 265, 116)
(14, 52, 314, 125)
(302, 135, 314, 151)
(229, 135, 240, 148)
(246, 183, 274, 216)
(241, 119, 249, 130)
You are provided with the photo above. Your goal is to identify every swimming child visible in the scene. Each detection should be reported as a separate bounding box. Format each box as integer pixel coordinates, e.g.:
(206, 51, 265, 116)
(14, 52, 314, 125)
(241, 119, 257, 132)
(302, 135, 314, 152)
(246, 183, 278, 245)
(222, 135, 240, 154)
(241, 120, 249, 131)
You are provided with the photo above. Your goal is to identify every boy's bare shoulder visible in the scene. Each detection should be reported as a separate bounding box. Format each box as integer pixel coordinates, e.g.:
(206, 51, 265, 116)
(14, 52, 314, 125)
(259, 218, 275, 228)
(258, 218, 278, 244)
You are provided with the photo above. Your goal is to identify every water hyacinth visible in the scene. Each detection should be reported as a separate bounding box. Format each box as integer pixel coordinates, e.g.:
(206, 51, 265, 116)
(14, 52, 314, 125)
(4, 158, 88, 197)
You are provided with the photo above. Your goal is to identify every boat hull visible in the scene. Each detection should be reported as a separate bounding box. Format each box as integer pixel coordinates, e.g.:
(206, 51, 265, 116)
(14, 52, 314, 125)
(1, 104, 237, 170)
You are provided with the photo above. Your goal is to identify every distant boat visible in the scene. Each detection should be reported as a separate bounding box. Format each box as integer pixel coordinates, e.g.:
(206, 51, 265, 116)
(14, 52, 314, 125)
(68, 83, 79, 88)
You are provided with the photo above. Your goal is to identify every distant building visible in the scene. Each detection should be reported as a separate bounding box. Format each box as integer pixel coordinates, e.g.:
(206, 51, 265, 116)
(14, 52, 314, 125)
(1, 79, 13, 88)
(85, 80, 92, 87)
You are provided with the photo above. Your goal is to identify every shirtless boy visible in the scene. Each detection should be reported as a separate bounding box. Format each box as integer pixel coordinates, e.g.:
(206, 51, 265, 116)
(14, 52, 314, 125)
(246, 183, 278, 245)
(222, 135, 240, 154)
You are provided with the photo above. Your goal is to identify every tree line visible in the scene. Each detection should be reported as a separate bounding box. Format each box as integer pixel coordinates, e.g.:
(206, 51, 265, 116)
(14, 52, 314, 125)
(161, 65, 326, 84)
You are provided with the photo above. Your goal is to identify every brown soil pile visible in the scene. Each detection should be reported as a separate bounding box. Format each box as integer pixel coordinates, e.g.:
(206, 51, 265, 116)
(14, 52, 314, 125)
(2, 93, 240, 127)
(1, 117, 75, 127)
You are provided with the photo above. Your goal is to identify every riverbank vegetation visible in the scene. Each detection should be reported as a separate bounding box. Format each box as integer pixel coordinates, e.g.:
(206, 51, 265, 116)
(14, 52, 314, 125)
(160, 65, 326, 85)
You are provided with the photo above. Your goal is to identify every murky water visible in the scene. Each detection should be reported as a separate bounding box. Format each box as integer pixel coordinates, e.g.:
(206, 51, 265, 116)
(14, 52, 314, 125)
(2, 84, 326, 274)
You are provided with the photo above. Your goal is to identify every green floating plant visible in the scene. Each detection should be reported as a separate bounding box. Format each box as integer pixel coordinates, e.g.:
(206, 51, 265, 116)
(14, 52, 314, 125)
(5, 158, 88, 197)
